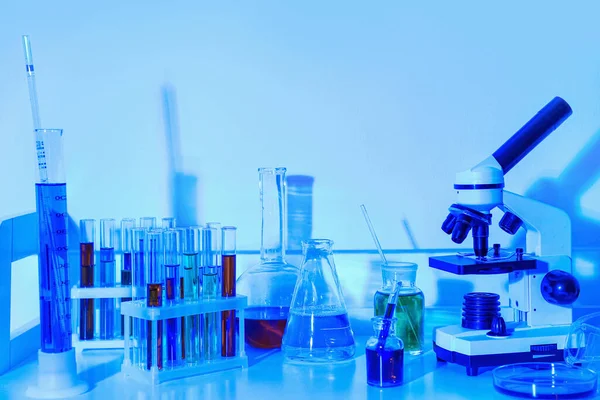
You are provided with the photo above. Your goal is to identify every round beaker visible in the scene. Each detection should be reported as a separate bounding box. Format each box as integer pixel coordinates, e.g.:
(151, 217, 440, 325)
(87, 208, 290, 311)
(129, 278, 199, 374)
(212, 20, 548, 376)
(282, 239, 356, 362)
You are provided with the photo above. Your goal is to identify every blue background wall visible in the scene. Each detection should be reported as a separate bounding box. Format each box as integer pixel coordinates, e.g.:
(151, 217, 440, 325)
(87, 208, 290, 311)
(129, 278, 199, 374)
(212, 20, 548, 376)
(3, 1, 600, 328)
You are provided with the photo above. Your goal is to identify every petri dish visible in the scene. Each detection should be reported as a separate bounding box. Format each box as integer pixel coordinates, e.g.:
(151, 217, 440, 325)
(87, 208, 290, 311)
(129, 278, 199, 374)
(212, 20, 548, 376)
(493, 362, 598, 399)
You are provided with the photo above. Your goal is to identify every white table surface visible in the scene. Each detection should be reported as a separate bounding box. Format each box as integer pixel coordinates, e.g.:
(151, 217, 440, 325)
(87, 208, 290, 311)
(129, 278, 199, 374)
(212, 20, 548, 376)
(1, 309, 597, 400)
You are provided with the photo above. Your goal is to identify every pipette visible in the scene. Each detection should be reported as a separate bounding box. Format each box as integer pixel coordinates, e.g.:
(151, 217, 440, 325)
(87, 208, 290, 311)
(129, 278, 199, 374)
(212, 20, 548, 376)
(22, 35, 48, 183)
(359, 204, 421, 349)
(377, 283, 402, 348)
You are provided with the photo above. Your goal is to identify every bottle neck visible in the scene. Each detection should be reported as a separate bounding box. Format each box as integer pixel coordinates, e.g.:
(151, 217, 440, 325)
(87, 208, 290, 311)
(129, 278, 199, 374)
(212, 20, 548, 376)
(373, 320, 396, 336)
(260, 170, 286, 262)
(382, 270, 416, 290)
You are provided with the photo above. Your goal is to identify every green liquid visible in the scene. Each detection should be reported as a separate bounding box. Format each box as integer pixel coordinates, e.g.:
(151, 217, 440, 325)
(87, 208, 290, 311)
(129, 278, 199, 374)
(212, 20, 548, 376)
(203, 271, 219, 359)
(374, 290, 424, 355)
(183, 253, 199, 363)
(183, 254, 198, 300)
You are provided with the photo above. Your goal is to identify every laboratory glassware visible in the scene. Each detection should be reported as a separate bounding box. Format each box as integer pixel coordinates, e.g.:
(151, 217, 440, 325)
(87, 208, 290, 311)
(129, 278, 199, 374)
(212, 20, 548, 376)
(565, 311, 600, 373)
(99, 218, 116, 339)
(493, 363, 597, 399)
(374, 262, 424, 355)
(183, 227, 201, 364)
(282, 239, 355, 362)
(202, 226, 219, 360)
(131, 228, 147, 366)
(140, 217, 156, 230)
(164, 229, 181, 367)
(120, 218, 135, 337)
(286, 175, 314, 251)
(206, 222, 222, 289)
(162, 217, 176, 229)
(146, 231, 163, 370)
(79, 219, 95, 340)
(29, 128, 88, 398)
(366, 317, 403, 387)
(237, 167, 299, 349)
(222, 226, 237, 357)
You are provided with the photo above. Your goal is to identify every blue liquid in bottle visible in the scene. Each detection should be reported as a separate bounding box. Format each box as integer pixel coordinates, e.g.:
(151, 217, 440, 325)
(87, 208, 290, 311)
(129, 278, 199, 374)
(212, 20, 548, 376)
(283, 307, 355, 362)
(36, 183, 72, 353)
(99, 247, 115, 339)
(366, 347, 403, 387)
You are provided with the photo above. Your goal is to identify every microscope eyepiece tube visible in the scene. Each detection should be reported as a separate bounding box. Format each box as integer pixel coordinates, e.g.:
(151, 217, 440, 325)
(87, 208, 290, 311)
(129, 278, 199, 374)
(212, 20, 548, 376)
(492, 97, 572, 174)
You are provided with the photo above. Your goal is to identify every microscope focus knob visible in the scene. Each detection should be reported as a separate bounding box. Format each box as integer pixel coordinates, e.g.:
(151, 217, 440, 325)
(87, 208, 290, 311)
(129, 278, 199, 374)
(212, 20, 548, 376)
(488, 316, 509, 337)
(541, 270, 581, 305)
(499, 212, 523, 235)
(441, 213, 456, 234)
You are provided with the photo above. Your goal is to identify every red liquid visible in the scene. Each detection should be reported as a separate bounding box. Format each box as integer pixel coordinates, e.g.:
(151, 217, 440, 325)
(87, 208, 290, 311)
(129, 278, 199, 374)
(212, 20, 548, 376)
(244, 307, 289, 349)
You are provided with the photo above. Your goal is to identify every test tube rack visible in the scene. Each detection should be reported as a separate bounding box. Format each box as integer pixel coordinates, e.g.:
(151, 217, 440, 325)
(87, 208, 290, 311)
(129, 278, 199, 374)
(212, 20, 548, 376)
(70, 285, 132, 352)
(121, 295, 248, 385)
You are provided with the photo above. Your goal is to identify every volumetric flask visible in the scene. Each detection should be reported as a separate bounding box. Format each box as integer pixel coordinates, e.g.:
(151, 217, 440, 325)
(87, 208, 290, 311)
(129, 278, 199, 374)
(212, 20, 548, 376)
(282, 239, 355, 362)
(237, 167, 299, 349)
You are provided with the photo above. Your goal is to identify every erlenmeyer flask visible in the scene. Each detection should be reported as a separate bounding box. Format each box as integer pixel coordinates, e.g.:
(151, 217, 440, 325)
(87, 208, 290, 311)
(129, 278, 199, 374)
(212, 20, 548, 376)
(282, 239, 356, 362)
(237, 167, 299, 349)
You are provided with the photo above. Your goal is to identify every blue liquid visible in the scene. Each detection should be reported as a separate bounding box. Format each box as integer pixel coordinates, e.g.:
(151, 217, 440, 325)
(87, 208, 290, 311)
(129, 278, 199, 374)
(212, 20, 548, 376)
(99, 247, 115, 339)
(282, 308, 355, 361)
(366, 347, 403, 387)
(36, 183, 72, 353)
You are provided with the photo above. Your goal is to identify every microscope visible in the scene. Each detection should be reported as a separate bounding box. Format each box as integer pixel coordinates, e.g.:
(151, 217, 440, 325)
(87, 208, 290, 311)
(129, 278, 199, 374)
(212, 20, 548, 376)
(429, 97, 581, 376)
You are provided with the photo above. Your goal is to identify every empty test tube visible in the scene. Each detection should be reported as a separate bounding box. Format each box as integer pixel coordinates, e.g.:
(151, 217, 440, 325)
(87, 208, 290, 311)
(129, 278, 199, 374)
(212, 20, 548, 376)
(99, 219, 116, 340)
(202, 226, 219, 360)
(146, 231, 163, 370)
(120, 218, 135, 337)
(79, 219, 95, 340)
(221, 226, 237, 357)
(162, 217, 176, 229)
(140, 216, 156, 230)
(164, 230, 181, 367)
(183, 227, 201, 364)
(206, 222, 223, 292)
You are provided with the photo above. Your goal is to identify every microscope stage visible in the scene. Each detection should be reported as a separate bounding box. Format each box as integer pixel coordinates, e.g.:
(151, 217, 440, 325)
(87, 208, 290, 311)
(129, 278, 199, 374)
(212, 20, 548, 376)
(429, 254, 539, 275)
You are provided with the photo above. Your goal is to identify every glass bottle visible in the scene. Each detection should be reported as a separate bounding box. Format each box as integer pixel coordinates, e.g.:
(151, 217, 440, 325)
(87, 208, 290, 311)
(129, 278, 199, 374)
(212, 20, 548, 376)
(237, 167, 299, 349)
(373, 262, 424, 355)
(282, 239, 355, 362)
(366, 317, 404, 387)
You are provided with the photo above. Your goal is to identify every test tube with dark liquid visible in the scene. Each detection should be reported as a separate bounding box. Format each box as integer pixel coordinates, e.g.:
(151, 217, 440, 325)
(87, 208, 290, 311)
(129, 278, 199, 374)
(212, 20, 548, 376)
(164, 229, 181, 367)
(146, 231, 163, 370)
(182, 227, 200, 364)
(99, 218, 116, 339)
(202, 226, 219, 360)
(221, 226, 237, 357)
(120, 218, 135, 337)
(79, 219, 95, 340)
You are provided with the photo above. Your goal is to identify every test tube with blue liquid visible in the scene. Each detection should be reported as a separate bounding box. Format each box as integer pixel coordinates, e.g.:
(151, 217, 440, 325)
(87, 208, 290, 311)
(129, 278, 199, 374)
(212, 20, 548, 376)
(99, 218, 116, 339)
(120, 218, 135, 337)
(146, 231, 164, 370)
(202, 226, 220, 360)
(79, 219, 95, 340)
(183, 227, 201, 364)
(164, 229, 181, 367)
(131, 228, 147, 367)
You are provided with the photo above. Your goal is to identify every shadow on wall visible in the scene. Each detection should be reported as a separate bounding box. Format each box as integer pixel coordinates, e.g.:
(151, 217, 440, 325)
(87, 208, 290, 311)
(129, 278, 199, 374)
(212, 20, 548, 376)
(162, 84, 199, 228)
(516, 128, 600, 307)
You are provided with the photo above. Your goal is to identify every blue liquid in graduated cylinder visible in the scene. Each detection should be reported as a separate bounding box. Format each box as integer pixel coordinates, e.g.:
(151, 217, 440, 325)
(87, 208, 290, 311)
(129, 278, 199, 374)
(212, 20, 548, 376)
(100, 247, 116, 339)
(283, 308, 355, 361)
(366, 348, 403, 387)
(36, 183, 72, 353)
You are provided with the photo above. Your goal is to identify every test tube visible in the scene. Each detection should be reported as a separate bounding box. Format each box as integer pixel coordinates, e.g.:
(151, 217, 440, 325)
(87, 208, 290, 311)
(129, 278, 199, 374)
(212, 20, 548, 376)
(140, 217, 156, 230)
(206, 222, 223, 295)
(120, 218, 135, 337)
(182, 227, 200, 364)
(162, 217, 176, 229)
(79, 219, 95, 340)
(164, 230, 181, 367)
(99, 218, 116, 340)
(202, 226, 219, 360)
(131, 228, 147, 367)
(221, 226, 237, 357)
(146, 231, 163, 370)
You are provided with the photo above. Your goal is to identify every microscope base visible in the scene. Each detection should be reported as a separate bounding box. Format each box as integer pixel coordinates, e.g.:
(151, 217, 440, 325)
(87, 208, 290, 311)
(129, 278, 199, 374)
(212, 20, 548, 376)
(433, 324, 570, 376)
